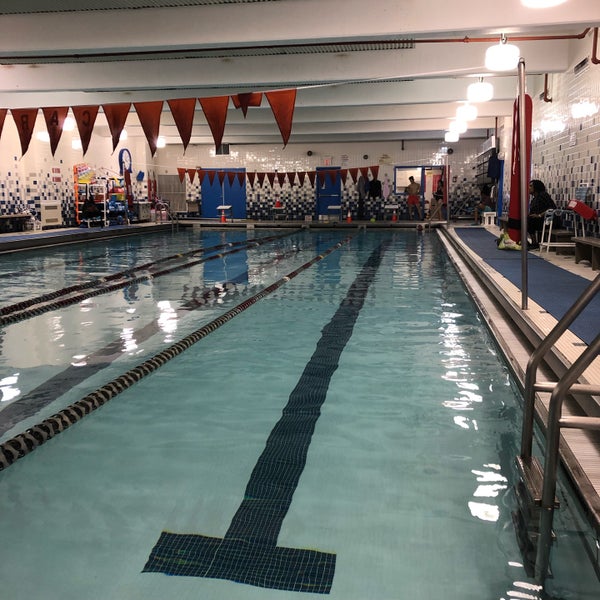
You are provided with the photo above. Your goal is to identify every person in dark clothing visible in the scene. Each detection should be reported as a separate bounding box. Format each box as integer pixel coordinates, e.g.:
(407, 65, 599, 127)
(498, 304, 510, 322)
(356, 175, 367, 219)
(369, 177, 382, 199)
(474, 184, 495, 224)
(527, 179, 556, 249)
(81, 197, 101, 219)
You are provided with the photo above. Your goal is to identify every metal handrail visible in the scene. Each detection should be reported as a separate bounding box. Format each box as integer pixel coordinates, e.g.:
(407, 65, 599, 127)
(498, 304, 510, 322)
(535, 333, 600, 581)
(521, 273, 600, 459)
(518, 273, 600, 582)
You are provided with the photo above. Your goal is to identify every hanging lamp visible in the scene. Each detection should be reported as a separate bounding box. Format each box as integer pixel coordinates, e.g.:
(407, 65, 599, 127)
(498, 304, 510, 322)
(456, 103, 478, 122)
(485, 35, 520, 71)
(467, 78, 494, 103)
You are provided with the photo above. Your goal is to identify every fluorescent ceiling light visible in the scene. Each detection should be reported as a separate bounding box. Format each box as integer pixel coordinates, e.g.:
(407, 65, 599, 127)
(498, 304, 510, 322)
(467, 80, 494, 102)
(157, 136, 166, 148)
(445, 131, 460, 143)
(485, 37, 520, 71)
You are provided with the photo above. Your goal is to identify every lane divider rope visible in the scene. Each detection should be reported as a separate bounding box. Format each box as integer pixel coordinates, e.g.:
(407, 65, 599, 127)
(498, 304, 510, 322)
(0, 233, 356, 471)
(0, 230, 301, 327)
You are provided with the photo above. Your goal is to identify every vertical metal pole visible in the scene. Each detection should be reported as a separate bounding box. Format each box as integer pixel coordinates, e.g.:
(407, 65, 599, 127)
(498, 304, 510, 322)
(445, 155, 450, 225)
(518, 59, 529, 309)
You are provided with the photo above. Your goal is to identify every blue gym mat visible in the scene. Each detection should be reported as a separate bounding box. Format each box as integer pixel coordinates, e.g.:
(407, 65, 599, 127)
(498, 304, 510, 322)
(454, 227, 600, 346)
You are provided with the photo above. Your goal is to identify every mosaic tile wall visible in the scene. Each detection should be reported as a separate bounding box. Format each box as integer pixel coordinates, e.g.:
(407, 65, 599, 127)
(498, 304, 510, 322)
(499, 56, 600, 237)
(174, 139, 484, 220)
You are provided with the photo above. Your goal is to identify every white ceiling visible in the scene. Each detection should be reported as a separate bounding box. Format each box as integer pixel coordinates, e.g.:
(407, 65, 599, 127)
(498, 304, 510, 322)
(0, 0, 598, 146)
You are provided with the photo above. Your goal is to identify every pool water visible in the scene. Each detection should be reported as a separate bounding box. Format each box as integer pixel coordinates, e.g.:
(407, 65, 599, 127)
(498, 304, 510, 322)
(0, 228, 598, 600)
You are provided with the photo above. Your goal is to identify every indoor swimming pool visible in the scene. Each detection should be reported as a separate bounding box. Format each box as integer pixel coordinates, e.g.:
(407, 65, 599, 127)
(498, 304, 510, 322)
(0, 227, 598, 600)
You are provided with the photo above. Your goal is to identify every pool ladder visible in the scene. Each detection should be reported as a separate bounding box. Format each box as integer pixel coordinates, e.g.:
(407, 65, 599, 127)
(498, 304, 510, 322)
(516, 273, 600, 583)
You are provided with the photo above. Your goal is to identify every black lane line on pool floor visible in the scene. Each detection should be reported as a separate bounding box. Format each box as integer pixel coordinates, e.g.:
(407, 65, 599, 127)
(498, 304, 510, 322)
(142, 241, 387, 595)
(0, 234, 357, 470)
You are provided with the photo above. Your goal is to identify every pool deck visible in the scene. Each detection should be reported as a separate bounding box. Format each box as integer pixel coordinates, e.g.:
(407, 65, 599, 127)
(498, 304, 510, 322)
(1, 218, 599, 541)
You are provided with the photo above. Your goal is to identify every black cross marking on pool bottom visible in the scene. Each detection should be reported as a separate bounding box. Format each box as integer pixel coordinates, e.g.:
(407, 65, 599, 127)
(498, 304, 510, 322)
(143, 243, 387, 594)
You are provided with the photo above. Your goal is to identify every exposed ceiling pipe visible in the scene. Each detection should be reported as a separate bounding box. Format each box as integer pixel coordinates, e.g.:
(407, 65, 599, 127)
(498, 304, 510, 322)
(0, 28, 591, 63)
(543, 74, 552, 102)
(592, 27, 600, 65)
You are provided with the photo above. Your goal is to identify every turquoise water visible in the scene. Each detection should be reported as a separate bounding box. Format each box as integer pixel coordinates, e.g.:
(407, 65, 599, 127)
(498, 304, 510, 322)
(0, 228, 598, 599)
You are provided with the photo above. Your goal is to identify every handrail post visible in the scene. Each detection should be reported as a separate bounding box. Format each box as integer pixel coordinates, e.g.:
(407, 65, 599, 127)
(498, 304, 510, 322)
(535, 333, 600, 581)
(521, 274, 600, 460)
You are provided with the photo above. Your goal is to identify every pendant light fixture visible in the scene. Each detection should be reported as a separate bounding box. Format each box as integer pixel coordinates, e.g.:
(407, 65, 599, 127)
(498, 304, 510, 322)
(456, 103, 478, 122)
(485, 34, 520, 71)
(449, 119, 468, 134)
(467, 78, 494, 103)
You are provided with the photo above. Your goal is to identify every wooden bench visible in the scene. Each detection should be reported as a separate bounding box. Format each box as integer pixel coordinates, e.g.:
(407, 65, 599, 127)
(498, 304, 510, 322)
(573, 237, 600, 270)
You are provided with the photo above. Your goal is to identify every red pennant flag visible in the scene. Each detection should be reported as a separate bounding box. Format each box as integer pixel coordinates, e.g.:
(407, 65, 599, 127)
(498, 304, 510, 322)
(134, 101, 163, 157)
(359, 166, 370, 180)
(72, 105, 99, 155)
(508, 95, 533, 244)
(307, 171, 316, 186)
(197, 169, 206, 184)
(42, 107, 68, 156)
(287, 172, 297, 186)
(199, 96, 229, 151)
(177, 168, 186, 183)
(370, 165, 380, 179)
(217, 171, 227, 186)
(257, 172, 266, 186)
(167, 98, 196, 152)
(266, 172, 276, 187)
(265, 89, 296, 147)
(207, 170, 217, 185)
(236, 172, 246, 187)
(227, 171, 237, 186)
(187, 168, 197, 184)
(298, 171, 306, 186)
(231, 92, 262, 117)
(11, 108, 38, 157)
(348, 167, 359, 184)
(247, 172, 256, 187)
(102, 103, 131, 152)
(0, 109, 7, 141)
(340, 169, 348, 185)
(318, 172, 326, 188)
(276, 172, 287, 187)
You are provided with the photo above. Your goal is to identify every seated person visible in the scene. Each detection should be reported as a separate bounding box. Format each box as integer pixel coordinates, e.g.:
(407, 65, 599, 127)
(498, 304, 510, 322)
(473, 184, 495, 224)
(527, 179, 556, 249)
(81, 197, 101, 220)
